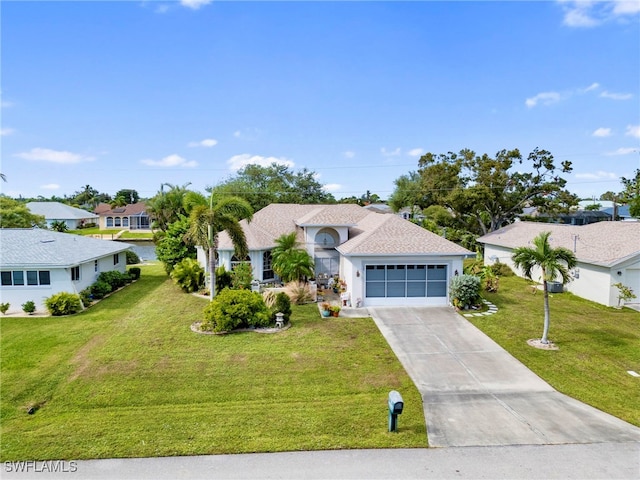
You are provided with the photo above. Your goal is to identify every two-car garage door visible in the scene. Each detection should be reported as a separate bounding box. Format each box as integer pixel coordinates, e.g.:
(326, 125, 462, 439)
(364, 264, 448, 305)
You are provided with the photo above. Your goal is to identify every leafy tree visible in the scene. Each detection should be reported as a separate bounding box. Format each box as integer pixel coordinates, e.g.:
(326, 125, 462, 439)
(209, 163, 335, 212)
(0, 195, 46, 228)
(146, 183, 193, 232)
(511, 231, 577, 345)
(387, 171, 424, 213)
(271, 232, 315, 282)
(114, 189, 139, 204)
(396, 148, 574, 235)
(184, 196, 253, 299)
(620, 169, 640, 218)
(155, 217, 196, 273)
(600, 191, 618, 202)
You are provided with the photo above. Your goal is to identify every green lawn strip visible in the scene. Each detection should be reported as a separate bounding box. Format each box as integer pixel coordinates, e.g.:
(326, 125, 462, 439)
(1, 263, 425, 460)
(470, 275, 640, 427)
(117, 231, 154, 239)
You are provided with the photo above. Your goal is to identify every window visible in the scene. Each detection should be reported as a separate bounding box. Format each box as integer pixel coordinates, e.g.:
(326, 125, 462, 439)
(106, 217, 114, 227)
(95, 260, 98, 272)
(113, 253, 120, 265)
(122, 217, 129, 227)
(114, 217, 121, 227)
(263, 251, 274, 280)
(1, 270, 51, 286)
(71, 266, 80, 282)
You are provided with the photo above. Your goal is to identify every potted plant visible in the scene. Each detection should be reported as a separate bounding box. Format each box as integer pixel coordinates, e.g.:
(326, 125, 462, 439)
(329, 305, 341, 317)
(22, 300, 36, 315)
(320, 302, 331, 317)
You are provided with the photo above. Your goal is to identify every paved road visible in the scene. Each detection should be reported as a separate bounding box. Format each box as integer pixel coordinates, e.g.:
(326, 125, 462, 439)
(367, 306, 640, 447)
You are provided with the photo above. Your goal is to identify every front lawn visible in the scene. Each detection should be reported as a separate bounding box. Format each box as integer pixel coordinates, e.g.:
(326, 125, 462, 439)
(0, 263, 426, 461)
(469, 275, 640, 427)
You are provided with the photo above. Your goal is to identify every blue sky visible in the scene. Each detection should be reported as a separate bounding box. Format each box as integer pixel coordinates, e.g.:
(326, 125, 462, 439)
(1, 1, 639, 202)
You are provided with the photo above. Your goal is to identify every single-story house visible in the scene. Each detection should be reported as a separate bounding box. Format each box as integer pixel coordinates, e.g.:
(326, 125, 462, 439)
(200, 203, 473, 308)
(477, 221, 640, 308)
(26, 201, 99, 230)
(95, 202, 151, 230)
(0, 229, 133, 313)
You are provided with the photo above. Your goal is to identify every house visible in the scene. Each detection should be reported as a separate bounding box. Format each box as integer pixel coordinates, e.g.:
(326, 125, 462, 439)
(477, 221, 640, 308)
(26, 201, 99, 230)
(202, 204, 473, 308)
(95, 202, 151, 230)
(0, 229, 133, 313)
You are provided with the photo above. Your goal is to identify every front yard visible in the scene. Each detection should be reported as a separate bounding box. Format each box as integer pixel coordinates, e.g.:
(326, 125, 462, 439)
(0, 263, 426, 461)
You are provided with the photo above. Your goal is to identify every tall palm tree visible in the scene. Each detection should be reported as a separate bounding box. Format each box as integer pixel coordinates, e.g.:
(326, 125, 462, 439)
(185, 196, 253, 300)
(272, 232, 314, 283)
(511, 231, 577, 344)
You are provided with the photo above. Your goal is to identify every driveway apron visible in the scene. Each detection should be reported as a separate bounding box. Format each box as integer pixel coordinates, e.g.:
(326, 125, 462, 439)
(367, 306, 640, 447)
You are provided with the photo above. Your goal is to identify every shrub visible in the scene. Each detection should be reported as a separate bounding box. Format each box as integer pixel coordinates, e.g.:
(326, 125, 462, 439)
(215, 265, 233, 293)
(449, 274, 482, 309)
(128, 267, 141, 280)
(97, 270, 127, 291)
(45, 292, 83, 316)
(283, 281, 314, 305)
(22, 300, 36, 314)
(126, 250, 140, 265)
(202, 289, 270, 333)
(272, 292, 292, 323)
(490, 262, 514, 277)
(0, 302, 10, 314)
(231, 262, 253, 290)
(90, 280, 112, 299)
(79, 288, 93, 307)
(155, 217, 196, 274)
(170, 258, 204, 293)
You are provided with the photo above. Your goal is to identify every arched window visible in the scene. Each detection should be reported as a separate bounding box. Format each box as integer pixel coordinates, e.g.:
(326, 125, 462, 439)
(315, 229, 338, 247)
(122, 217, 129, 227)
(106, 217, 113, 227)
(114, 217, 121, 227)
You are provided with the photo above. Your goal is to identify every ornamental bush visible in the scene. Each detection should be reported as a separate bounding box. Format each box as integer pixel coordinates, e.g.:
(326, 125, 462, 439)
(128, 267, 141, 280)
(202, 289, 270, 333)
(449, 274, 482, 309)
(97, 271, 127, 291)
(170, 258, 204, 293)
(45, 292, 83, 316)
(271, 292, 292, 323)
(90, 280, 112, 299)
(126, 250, 140, 265)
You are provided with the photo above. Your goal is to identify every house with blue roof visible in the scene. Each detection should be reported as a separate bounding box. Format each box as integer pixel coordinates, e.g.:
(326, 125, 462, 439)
(0, 229, 133, 314)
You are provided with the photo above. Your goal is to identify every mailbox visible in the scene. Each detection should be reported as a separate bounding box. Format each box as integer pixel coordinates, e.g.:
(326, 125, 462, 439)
(388, 390, 404, 432)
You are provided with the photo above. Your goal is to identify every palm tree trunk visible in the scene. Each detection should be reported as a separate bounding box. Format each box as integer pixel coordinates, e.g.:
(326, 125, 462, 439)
(209, 245, 215, 301)
(541, 279, 550, 344)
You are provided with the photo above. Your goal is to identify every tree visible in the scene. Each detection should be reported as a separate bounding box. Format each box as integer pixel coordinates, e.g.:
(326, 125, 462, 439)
(271, 232, 315, 283)
(50, 220, 68, 232)
(387, 171, 425, 213)
(146, 183, 193, 232)
(398, 148, 575, 235)
(511, 231, 577, 345)
(184, 196, 253, 300)
(209, 163, 335, 212)
(114, 189, 140, 204)
(155, 217, 196, 274)
(620, 169, 640, 218)
(0, 196, 46, 228)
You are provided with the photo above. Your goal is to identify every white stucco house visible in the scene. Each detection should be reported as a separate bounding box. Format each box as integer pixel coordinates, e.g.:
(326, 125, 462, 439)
(26, 201, 99, 230)
(200, 203, 473, 308)
(477, 221, 640, 308)
(0, 229, 133, 313)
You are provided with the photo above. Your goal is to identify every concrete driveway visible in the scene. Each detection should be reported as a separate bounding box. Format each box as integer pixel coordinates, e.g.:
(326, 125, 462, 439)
(367, 306, 640, 447)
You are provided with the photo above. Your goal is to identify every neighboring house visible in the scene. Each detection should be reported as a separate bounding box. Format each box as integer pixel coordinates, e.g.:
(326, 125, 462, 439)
(95, 202, 151, 230)
(477, 221, 640, 308)
(26, 201, 99, 230)
(201, 203, 472, 308)
(0, 229, 132, 312)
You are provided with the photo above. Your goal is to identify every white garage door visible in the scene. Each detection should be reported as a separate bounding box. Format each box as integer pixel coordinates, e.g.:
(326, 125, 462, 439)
(364, 264, 447, 305)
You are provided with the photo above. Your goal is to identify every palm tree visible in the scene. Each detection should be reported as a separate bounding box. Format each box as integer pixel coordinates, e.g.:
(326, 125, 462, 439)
(511, 231, 577, 344)
(272, 232, 315, 283)
(185, 196, 253, 300)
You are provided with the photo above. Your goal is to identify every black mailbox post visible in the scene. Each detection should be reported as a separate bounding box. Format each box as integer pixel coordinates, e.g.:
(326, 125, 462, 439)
(388, 390, 404, 432)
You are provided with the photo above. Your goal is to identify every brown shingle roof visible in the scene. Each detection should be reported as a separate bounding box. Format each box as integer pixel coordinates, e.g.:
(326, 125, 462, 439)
(95, 202, 148, 216)
(478, 221, 640, 266)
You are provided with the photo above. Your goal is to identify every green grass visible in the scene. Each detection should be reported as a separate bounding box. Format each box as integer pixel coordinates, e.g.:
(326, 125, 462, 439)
(469, 275, 640, 427)
(69, 228, 116, 236)
(118, 231, 154, 239)
(0, 263, 426, 461)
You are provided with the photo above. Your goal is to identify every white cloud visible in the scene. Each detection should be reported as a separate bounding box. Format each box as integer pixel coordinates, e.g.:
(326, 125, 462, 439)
(561, 3, 600, 27)
(188, 138, 218, 148)
(40, 183, 60, 190)
(343, 151, 356, 159)
(381, 147, 401, 157)
(625, 125, 640, 138)
(407, 148, 424, 157)
(0, 128, 15, 136)
(605, 147, 637, 156)
(592, 127, 612, 137)
(559, 1, 640, 28)
(322, 183, 342, 192)
(226, 154, 294, 171)
(600, 90, 633, 100)
(580, 82, 600, 92)
(575, 170, 618, 180)
(141, 154, 198, 168)
(612, 0, 640, 15)
(14, 148, 95, 164)
(525, 91, 562, 108)
(180, 0, 212, 10)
